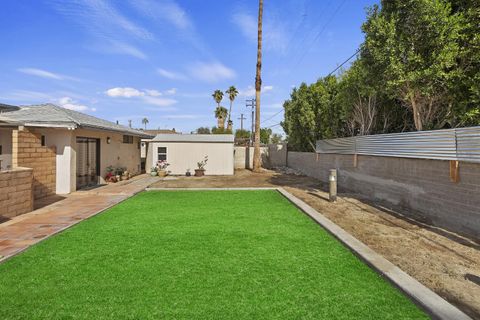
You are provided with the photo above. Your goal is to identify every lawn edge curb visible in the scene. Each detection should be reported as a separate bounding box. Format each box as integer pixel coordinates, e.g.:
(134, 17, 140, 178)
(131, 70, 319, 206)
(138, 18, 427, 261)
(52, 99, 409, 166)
(276, 187, 472, 320)
(146, 187, 278, 191)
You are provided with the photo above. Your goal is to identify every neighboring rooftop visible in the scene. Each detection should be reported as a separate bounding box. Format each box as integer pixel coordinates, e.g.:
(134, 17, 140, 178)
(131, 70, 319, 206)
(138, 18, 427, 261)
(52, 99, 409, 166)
(0, 104, 20, 113)
(0, 103, 152, 138)
(144, 129, 178, 135)
(150, 134, 234, 143)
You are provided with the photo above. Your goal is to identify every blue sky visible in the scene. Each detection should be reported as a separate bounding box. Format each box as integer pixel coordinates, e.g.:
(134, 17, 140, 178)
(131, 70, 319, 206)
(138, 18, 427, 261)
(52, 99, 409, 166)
(0, 0, 377, 134)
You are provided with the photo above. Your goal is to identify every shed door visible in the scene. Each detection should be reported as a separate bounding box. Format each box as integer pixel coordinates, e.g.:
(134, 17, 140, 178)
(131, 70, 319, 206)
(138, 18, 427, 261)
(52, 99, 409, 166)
(76, 137, 100, 189)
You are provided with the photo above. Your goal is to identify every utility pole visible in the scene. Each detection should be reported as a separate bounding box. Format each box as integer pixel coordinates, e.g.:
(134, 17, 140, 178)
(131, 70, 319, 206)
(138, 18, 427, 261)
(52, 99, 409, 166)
(246, 98, 256, 145)
(128, 120, 132, 128)
(253, 0, 263, 172)
(238, 113, 247, 131)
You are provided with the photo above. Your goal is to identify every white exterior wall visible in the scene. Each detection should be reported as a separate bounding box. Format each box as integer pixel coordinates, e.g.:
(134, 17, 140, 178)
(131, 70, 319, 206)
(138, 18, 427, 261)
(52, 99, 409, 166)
(29, 128, 142, 194)
(0, 128, 12, 171)
(149, 142, 234, 175)
(41, 128, 75, 194)
(74, 129, 142, 184)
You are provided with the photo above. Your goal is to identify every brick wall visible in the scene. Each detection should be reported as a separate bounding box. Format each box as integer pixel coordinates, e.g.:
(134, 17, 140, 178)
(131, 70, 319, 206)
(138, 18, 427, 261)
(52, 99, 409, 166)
(287, 152, 480, 240)
(12, 128, 56, 200)
(0, 168, 33, 218)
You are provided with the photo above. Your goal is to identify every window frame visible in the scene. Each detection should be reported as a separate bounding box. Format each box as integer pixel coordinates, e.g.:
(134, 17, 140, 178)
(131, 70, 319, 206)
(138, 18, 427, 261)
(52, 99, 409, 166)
(123, 135, 134, 144)
(157, 146, 167, 161)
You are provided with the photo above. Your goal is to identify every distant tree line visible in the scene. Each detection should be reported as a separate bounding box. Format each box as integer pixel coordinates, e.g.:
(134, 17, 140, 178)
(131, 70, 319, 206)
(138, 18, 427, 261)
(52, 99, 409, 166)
(282, 0, 480, 151)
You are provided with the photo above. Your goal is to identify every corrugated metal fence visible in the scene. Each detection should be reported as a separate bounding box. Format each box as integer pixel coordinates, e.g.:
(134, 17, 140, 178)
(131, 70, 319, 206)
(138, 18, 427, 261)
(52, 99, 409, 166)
(316, 126, 480, 163)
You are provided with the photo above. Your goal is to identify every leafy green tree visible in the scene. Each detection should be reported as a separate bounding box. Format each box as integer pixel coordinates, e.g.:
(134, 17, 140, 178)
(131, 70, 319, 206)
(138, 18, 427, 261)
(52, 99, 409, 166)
(225, 86, 239, 128)
(270, 133, 283, 144)
(235, 129, 251, 139)
(362, 0, 462, 130)
(282, 76, 343, 151)
(196, 127, 211, 134)
(212, 126, 232, 134)
(447, 0, 480, 126)
(260, 128, 272, 144)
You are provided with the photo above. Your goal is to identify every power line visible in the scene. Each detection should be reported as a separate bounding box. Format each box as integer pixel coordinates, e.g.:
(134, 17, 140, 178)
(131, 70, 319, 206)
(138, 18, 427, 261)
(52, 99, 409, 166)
(327, 48, 361, 77)
(261, 109, 283, 125)
(265, 122, 282, 129)
(292, 0, 347, 70)
(287, 1, 332, 66)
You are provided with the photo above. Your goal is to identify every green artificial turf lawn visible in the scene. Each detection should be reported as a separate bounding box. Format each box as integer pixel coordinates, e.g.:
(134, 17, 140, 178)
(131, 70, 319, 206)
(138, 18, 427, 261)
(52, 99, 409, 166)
(0, 190, 428, 319)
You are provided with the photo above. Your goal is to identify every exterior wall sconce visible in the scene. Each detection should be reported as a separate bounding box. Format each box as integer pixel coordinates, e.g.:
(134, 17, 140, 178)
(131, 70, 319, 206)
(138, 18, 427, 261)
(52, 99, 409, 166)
(107, 137, 111, 144)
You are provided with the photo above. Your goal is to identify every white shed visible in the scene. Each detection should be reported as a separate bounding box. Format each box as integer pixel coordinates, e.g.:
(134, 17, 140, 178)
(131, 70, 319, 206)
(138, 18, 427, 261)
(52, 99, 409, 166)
(146, 134, 234, 175)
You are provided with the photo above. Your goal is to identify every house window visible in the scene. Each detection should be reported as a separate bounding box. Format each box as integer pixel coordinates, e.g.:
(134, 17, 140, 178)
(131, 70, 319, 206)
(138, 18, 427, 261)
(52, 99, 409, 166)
(123, 135, 133, 144)
(0, 145, 2, 155)
(41, 135, 46, 147)
(158, 147, 167, 161)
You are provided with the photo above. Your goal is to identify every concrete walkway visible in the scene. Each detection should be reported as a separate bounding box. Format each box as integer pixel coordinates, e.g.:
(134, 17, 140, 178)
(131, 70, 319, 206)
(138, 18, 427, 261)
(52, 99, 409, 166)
(0, 174, 158, 262)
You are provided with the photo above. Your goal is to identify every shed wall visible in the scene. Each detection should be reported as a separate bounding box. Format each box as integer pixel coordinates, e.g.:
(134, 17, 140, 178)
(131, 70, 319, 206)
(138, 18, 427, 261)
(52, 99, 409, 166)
(150, 142, 234, 175)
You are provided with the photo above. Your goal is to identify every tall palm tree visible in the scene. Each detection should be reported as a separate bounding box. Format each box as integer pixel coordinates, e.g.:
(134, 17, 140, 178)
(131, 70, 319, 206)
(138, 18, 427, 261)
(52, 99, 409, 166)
(214, 106, 228, 129)
(212, 90, 226, 129)
(212, 90, 223, 108)
(253, 0, 263, 172)
(142, 117, 149, 130)
(225, 86, 239, 130)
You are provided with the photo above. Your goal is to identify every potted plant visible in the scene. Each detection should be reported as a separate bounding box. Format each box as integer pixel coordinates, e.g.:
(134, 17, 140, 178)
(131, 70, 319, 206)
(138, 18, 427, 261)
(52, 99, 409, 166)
(105, 166, 116, 183)
(150, 166, 158, 177)
(195, 156, 208, 177)
(115, 167, 124, 181)
(157, 160, 170, 177)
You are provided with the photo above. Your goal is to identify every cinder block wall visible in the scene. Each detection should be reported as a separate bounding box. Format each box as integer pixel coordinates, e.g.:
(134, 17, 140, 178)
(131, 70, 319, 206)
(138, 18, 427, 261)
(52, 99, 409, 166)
(234, 145, 287, 169)
(0, 168, 33, 218)
(12, 128, 56, 200)
(287, 152, 480, 239)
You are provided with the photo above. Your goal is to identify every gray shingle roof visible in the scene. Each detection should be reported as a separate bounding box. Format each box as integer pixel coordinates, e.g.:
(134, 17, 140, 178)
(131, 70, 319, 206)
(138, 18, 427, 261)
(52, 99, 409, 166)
(0, 104, 152, 138)
(150, 134, 234, 143)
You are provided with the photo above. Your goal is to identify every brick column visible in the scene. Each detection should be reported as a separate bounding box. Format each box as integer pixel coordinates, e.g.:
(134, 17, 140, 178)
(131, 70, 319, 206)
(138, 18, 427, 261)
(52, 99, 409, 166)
(12, 128, 56, 200)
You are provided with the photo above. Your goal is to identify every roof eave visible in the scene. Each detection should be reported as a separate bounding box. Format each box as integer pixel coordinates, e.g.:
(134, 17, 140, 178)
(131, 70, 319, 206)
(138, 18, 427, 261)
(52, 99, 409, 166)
(79, 124, 154, 138)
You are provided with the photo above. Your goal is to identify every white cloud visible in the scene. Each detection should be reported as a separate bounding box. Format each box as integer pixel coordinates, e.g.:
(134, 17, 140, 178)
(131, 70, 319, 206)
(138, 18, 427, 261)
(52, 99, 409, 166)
(188, 62, 236, 83)
(49, 0, 152, 60)
(106, 41, 147, 60)
(232, 13, 257, 41)
(232, 12, 289, 53)
(144, 89, 162, 96)
(106, 87, 145, 98)
(128, 0, 192, 30)
(142, 96, 177, 107)
(157, 68, 187, 80)
(50, 0, 153, 40)
(161, 114, 201, 119)
(105, 87, 177, 107)
(57, 97, 95, 112)
(239, 85, 274, 97)
(165, 88, 177, 95)
(18, 68, 63, 80)
(17, 68, 80, 81)
(263, 85, 274, 92)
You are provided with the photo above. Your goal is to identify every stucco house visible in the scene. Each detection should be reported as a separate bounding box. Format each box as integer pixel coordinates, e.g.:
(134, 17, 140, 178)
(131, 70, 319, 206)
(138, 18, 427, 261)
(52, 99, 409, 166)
(0, 103, 152, 203)
(144, 134, 234, 175)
